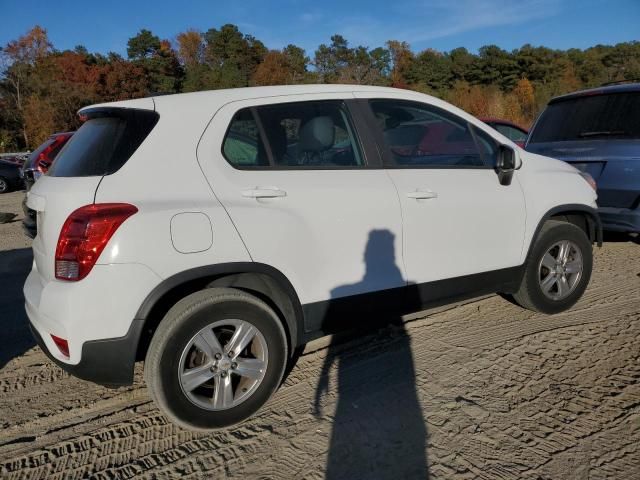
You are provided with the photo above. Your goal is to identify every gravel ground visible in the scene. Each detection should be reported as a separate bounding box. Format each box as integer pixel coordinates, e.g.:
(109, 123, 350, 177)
(0, 190, 639, 479)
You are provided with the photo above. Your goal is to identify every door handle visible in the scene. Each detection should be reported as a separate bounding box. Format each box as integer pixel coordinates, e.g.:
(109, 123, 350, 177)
(406, 190, 438, 200)
(241, 187, 287, 198)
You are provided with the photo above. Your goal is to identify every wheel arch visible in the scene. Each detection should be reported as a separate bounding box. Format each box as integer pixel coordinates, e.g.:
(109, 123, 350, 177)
(135, 263, 305, 363)
(526, 204, 602, 263)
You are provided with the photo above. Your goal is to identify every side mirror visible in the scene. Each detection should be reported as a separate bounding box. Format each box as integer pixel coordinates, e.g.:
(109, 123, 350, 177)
(495, 145, 519, 186)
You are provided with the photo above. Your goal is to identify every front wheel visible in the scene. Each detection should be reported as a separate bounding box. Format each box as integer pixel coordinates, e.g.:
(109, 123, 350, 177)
(144, 288, 288, 430)
(512, 220, 593, 314)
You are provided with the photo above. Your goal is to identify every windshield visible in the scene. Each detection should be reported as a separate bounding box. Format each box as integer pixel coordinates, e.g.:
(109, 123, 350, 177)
(529, 92, 640, 143)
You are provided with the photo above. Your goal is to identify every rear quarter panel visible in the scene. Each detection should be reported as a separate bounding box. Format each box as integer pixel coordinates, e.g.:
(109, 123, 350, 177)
(93, 98, 251, 280)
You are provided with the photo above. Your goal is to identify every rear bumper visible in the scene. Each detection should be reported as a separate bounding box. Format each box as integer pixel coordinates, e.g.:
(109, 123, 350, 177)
(23, 261, 162, 385)
(598, 206, 640, 233)
(28, 318, 143, 386)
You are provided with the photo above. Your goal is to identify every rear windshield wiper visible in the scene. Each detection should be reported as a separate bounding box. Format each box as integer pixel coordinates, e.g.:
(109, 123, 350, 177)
(579, 130, 627, 138)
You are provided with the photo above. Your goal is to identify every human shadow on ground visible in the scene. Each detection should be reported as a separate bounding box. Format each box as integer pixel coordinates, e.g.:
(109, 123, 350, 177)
(314, 230, 429, 479)
(0, 247, 35, 369)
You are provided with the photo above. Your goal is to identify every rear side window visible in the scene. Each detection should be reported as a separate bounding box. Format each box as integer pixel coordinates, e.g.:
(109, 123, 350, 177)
(529, 92, 640, 143)
(223, 100, 364, 169)
(369, 100, 486, 168)
(48, 109, 159, 177)
(222, 109, 269, 167)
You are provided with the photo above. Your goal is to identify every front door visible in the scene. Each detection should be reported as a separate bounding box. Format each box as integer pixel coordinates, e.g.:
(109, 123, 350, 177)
(357, 94, 526, 286)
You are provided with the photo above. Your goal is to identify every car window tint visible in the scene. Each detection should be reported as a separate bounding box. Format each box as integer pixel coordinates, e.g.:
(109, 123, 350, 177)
(48, 109, 158, 177)
(223, 109, 269, 167)
(369, 100, 485, 167)
(471, 125, 499, 166)
(529, 92, 640, 143)
(256, 100, 363, 168)
(496, 124, 527, 142)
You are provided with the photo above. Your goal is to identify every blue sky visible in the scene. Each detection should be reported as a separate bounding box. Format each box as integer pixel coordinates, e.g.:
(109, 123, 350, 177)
(1, 0, 638, 56)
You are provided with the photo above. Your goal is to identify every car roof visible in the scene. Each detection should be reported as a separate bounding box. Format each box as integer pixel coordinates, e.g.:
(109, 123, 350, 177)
(81, 84, 427, 113)
(549, 82, 640, 104)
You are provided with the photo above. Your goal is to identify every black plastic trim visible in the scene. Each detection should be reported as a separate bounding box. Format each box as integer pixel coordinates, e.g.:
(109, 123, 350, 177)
(527, 204, 603, 259)
(29, 319, 144, 387)
(301, 265, 524, 341)
(136, 263, 304, 346)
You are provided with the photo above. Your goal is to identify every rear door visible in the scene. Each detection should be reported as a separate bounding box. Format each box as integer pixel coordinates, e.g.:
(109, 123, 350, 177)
(197, 95, 405, 331)
(28, 101, 158, 282)
(356, 93, 526, 285)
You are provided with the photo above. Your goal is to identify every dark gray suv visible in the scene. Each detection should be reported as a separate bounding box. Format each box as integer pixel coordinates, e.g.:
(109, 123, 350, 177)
(526, 83, 640, 233)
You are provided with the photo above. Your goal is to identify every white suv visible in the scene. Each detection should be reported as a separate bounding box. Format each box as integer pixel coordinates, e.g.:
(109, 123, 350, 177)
(24, 85, 601, 430)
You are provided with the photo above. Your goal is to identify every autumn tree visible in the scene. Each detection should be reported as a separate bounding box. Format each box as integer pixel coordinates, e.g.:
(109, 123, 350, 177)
(387, 40, 413, 88)
(512, 78, 535, 123)
(127, 29, 183, 94)
(313, 35, 352, 83)
(0, 25, 52, 147)
(203, 24, 266, 88)
(2, 24, 640, 152)
(176, 29, 204, 67)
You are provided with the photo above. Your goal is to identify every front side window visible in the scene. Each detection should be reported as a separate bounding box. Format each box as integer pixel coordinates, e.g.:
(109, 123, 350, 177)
(222, 101, 364, 169)
(496, 124, 527, 143)
(369, 100, 485, 168)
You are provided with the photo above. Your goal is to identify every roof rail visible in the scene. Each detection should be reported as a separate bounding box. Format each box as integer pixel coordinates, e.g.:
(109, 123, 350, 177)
(600, 78, 640, 86)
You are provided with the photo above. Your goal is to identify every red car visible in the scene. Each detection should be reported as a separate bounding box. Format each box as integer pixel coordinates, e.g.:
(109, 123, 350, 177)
(480, 118, 528, 147)
(21, 131, 74, 237)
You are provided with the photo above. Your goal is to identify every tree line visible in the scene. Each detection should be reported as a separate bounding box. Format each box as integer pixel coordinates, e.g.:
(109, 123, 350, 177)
(1, 25, 638, 151)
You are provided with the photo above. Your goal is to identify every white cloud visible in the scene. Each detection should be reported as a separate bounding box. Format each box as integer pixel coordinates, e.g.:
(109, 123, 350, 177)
(331, 0, 562, 48)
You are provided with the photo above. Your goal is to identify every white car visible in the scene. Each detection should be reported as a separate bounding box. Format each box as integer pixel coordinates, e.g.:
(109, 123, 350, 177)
(24, 85, 601, 430)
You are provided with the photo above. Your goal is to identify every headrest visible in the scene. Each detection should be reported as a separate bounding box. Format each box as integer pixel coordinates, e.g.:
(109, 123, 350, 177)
(299, 116, 335, 152)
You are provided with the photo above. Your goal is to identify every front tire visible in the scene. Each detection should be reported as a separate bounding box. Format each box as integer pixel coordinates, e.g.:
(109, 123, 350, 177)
(513, 220, 593, 314)
(144, 288, 288, 430)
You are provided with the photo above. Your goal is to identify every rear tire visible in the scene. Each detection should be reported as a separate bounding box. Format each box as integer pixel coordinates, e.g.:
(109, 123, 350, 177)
(513, 220, 592, 314)
(144, 287, 288, 431)
(0, 177, 10, 194)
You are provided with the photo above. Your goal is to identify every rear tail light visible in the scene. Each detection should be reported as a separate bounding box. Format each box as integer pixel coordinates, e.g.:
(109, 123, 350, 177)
(55, 203, 138, 281)
(51, 334, 70, 358)
(36, 143, 57, 174)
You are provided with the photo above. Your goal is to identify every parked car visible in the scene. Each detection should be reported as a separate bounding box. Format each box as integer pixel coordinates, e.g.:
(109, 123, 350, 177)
(24, 85, 601, 431)
(0, 153, 29, 167)
(0, 159, 23, 193)
(480, 118, 529, 147)
(21, 132, 74, 237)
(526, 83, 640, 232)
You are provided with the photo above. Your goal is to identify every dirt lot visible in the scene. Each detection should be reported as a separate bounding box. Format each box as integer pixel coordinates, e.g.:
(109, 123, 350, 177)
(0, 190, 639, 479)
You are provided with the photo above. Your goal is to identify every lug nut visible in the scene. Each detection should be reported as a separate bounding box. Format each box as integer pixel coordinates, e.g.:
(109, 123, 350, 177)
(214, 353, 222, 360)
(221, 372, 227, 378)
(228, 351, 235, 358)
(231, 362, 237, 369)
(210, 365, 217, 372)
